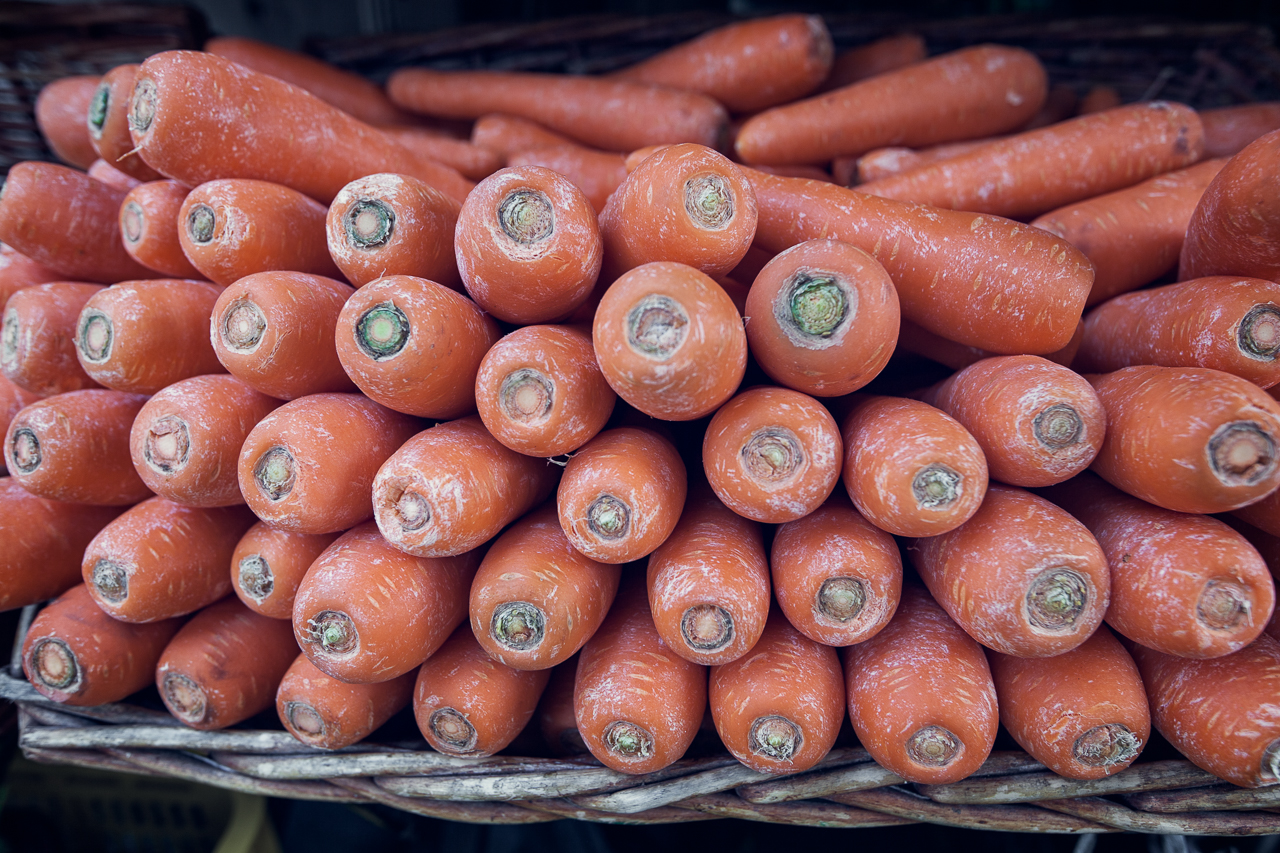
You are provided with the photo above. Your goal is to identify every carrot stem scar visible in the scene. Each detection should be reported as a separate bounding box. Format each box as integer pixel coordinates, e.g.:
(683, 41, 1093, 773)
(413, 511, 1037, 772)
(221, 299, 267, 351)
(237, 554, 274, 602)
(908, 725, 961, 767)
(393, 488, 431, 532)
(186, 203, 216, 244)
(683, 173, 734, 230)
(121, 201, 144, 243)
(430, 708, 479, 753)
(1198, 578, 1250, 630)
(498, 189, 554, 244)
(8, 427, 40, 473)
(129, 77, 157, 133)
(681, 603, 734, 651)
(1209, 421, 1277, 486)
(161, 672, 207, 724)
(912, 464, 962, 509)
(741, 427, 803, 485)
(1073, 723, 1141, 768)
(143, 415, 190, 474)
(344, 198, 396, 248)
(587, 494, 630, 540)
(87, 82, 110, 138)
(626, 294, 688, 359)
(604, 720, 654, 759)
(284, 702, 326, 738)
(77, 310, 112, 363)
(499, 368, 553, 423)
(491, 601, 545, 650)
(91, 559, 129, 603)
(253, 445, 296, 500)
(1033, 403, 1083, 450)
(1, 311, 18, 369)
(310, 610, 357, 655)
(786, 274, 848, 338)
(1239, 304, 1280, 360)
(355, 302, 409, 360)
(749, 715, 803, 761)
(817, 577, 866, 622)
(32, 639, 78, 691)
(1263, 739, 1280, 784)
(1026, 568, 1088, 631)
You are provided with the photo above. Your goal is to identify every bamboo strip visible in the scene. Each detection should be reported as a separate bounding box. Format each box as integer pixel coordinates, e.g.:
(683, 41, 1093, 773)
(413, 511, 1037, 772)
(827, 787, 1116, 833)
(677, 792, 918, 827)
(1038, 796, 1280, 835)
(330, 777, 562, 824)
(1126, 783, 1280, 814)
(215, 750, 593, 780)
(104, 748, 365, 803)
(918, 760, 1220, 805)
(519, 797, 722, 824)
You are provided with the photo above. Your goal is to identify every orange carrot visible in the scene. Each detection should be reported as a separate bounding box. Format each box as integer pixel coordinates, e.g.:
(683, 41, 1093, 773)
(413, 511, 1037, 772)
(470, 113, 578, 158)
(537, 657, 588, 755)
(0, 244, 61, 308)
(1, 282, 104, 396)
(35, 76, 100, 169)
(1078, 85, 1122, 115)
(819, 33, 928, 91)
(843, 138, 994, 185)
(897, 318, 1084, 372)
(86, 65, 162, 182)
(506, 146, 629, 215)
(1021, 83, 1082, 129)
(383, 128, 505, 180)
(231, 522, 339, 620)
(119, 180, 203, 278)
(277, 653, 414, 750)
(0, 376, 39, 449)
(86, 159, 142, 191)
(1233, 487, 1280, 540)
(1200, 102, 1280, 158)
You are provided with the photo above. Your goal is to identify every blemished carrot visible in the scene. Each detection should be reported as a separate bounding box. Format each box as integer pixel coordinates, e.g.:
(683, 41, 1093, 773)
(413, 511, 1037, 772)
(592, 262, 747, 422)
(211, 271, 356, 401)
(0, 244, 60, 307)
(1031, 158, 1226, 307)
(475, 325, 615, 458)
(1, 282, 104, 395)
(909, 483, 1111, 657)
(857, 102, 1206, 219)
(505, 147, 628, 215)
(325, 173, 461, 290)
(840, 395, 988, 538)
(292, 522, 479, 683)
(4, 389, 150, 505)
(743, 167, 1093, 355)
(156, 597, 298, 730)
(599, 144, 756, 281)
(556, 427, 687, 564)
(119, 180, 202, 278)
(75, 278, 225, 395)
(1129, 632, 1280, 787)
(735, 44, 1046, 166)
(742, 239, 899, 397)
(843, 585, 998, 784)
(129, 51, 474, 205)
(23, 585, 181, 706)
(238, 393, 420, 535)
(86, 159, 142, 191)
(383, 128, 504, 181)
(470, 113, 578, 158)
(0, 478, 122, 611)
(277, 653, 414, 750)
(386, 67, 728, 154)
(770, 493, 902, 647)
(897, 318, 1084, 372)
(1200, 102, 1280, 158)
(819, 33, 928, 92)
(35, 75, 100, 169)
(470, 504, 621, 670)
(537, 656, 588, 755)
(129, 375, 282, 507)
(231, 523, 339, 620)
(989, 625, 1150, 780)
(1078, 85, 1122, 114)
(923, 355, 1106, 488)
(86, 65, 162, 182)
(841, 138, 994, 185)
(414, 626, 551, 756)
(177, 179, 341, 285)
(455, 166, 602, 324)
(646, 487, 771, 666)
(574, 577, 707, 775)
(1042, 471, 1275, 659)
(371, 416, 559, 558)
(334, 275, 500, 419)
(1088, 365, 1280, 514)
(82, 497, 255, 622)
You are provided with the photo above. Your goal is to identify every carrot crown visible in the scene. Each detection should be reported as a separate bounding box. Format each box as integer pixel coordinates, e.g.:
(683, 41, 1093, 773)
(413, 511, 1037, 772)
(499, 368, 553, 424)
(91, 558, 129, 604)
(220, 298, 266, 352)
(430, 708, 478, 754)
(604, 720, 654, 761)
(626, 294, 688, 360)
(186, 204, 216, 244)
(161, 672, 208, 725)
(344, 198, 396, 248)
(87, 81, 110, 140)
(8, 427, 41, 474)
(307, 609, 358, 655)
(749, 715, 802, 762)
(238, 554, 274, 602)
(587, 494, 630, 541)
(491, 601, 544, 651)
(1239, 304, 1280, 360)
(77, 309, 113, 363)
(1209, 421, 1277, 486)
(121, 201, 144, 244)
(1, 311, 18, 371)
(1032, 404, 1083, 450)
(776, 272, 852, 343)
(128, 77, 157, 134)
(908, 725, 961, 768)
(817, 577, 866, 622)
(355, 303, 410, 360)
(253, 445, 296, 501)
(683, 174, 735, 231)
(142, 415, 190, 474)
(1073, 723, 1141, 769)
(1026, 568, 1088, 631)
(498, 189, 554, 245)
(741, 427, 804, 485)
(681, 603, 734, 651)
(1197, 578, 1251, 631)
(912, 464, 963, 509)
(30, 639, 80, 693)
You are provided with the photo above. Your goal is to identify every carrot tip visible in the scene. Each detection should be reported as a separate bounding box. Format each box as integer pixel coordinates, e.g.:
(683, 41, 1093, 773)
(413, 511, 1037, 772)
(88, 81, 110, 140)
(499, 368, 554, 424)
(1239, 304, 1280, 360)
(143, 414, 190, 474)
(1032, 403, 1084, 450)
(912, 464, 963, 509)
(680, 603, 734, 652)
(1073, 723, 1141, 769)
(1262, 739, 1280, 784)
(627, 294, 689, 361)
(8, 427, 41, 474)
(355, 302, 410, 361)
(186, 204, 216, 245)
(429, 707, 479, 754)
(1, 310, 18, 371)
(284, 701, 326, 741)
(1209, 421, 1278, 487)
(121, 202, 144, 244)
(604, 720, 654, 761)
(91, 558, 129, 604)
(1026, 568, 1088, 632)
(129, 77, 157, 135)
(749, 715, 803, 762)
(1197, 578, 1251, 631)
(31, 639, 80, 693)
(907, 725, 962, 768)
(742, 427, 804, 486)
(162, 672, 208, 725)
(307, 609, 358, 656)
(253, 445, 296, 501)
(221, 298, 267, 352)
(784, 273, 849, 340)
(238, 554, 274, 603)
(78, 310, 113, 363)
(683, 174, 735, 231)
(817, 576, 866, 622)
(498, 189, 554, 245)
(491, 601, 545, 651)
(344, 198, 396, 249)
(587, 494, 630, 541)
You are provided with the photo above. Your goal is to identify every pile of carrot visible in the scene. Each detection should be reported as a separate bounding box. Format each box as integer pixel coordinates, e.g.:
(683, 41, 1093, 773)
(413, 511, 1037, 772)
(6, 15, 1280, 799)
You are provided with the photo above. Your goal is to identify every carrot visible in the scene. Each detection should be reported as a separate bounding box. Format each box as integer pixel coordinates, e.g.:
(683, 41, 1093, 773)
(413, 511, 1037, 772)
(506, 146, 629, 215)
(386, 67, 728, 153)
(129, 51, 474, 205)
(156, 597, 298, 730)
(743, 167, 1093, 355)
(1, 282, 104, 396)
(177, 178, 341, 285)
(1088, 365, 1280, 514)
(34, 75, 100, 170)
(537, 656, 588, 755)
(574, 577, 707, 775)
(75, 278, 225, 395)
(474, 324, 615, 458)
(988, 625, 1149, 780)
(842, 138, 995, 185)
(736, 45, 1046, 165)
(210, 271, 356, 401)
(1042, 471, 1275, 659)
(129, 375, 281, 508)
(0, 244, 60, 308)
(1129, 632, 1280, 787)
(1200, 102, 1280, 158)
(556, 426, 687, 564)
(5, 389, 150, 505)
(325, 173, 461, 290)
(593, 262, 747, 421)
(819, 33, 928, 92)
(86, 159, 142, 191)
(1078, 85, 1122, 115)
(119, 180, 202, 278)
(1233, 487, 1280, 539)
(897, 318, 1084, 372)
(334, 275, 500, 419)
(0, 376, 39, 451)
(742, 238, 898, 397)
(1022, 83, 1082, 129)
(383, 128, 504, 181)
(857, 102, 1206, 219)
(277, 653, 415, 750)
(87, 65, 162, 182)
(909, 483, 1110, 657)
(23, 584, 181, 706)
(371, 416, 559, 558)
(923, 355, 1106, 488)
(231, 523, 339, 620)
(843, 585, 998, 784)
(455, 165, 602, 324)
(238, 393, 420, 535)
(292, 522, 479, 683)
(840, 395, 988, 538)
(470, 113, 578, 158)
(599, 144, 756, 281)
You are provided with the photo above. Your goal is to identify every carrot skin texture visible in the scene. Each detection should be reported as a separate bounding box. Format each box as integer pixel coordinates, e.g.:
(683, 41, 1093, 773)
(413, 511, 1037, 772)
(471, 113, 578, 158)
(819, 33, 928, 92)
(1, 282, 104, 396)
(277, 653, 414, 750)
(120, 180, 202, 278)
(0, 244, 61, 308)
(35, 76, 100, 170)
(232, 523, 339, 620)
(1200, 102, 1280, 158)
(505, 147, 628, 215)
(846, 138, 995, 185)
(88, 65, 162, 182)
(384, 129, 504, 181)
(87, 159, 142, 191)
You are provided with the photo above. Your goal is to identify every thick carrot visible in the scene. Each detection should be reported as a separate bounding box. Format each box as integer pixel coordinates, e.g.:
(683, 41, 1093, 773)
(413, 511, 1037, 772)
(119, 180, 202, 278)
(840, 395, 988, 538)
(909, 483, 1110, 657)
(4, 389, 150, 505)
(75, 278, 225, 395)
(292, 522, 479, 683)
(819, 33, 928, 92)
(897, 318, 1084, 372)
(0, 244, 60, 308)
(383, 128, 504, 180)
(129, 375, 281, 507)
(87, 65, 162, 182)
(86, 159, 142, 191)
(455, 165, 602, 324)
(475, 324, 615, 458)
(1200, 102, 1280, 158)
(506, 146, 629, 215)
(470, 113, 578, 158)
(325, 173, 461, 290)
(156, 597, 298, 730)
(23, 584, 181, 706)
(736, 44, 1046, 165)
(277, 653, 414, 750)
(843, 585, 998, 785)
(989, 625, 1149, 780)
(231, 523, 339, 620)
(742, 238, 899, 397)
(210, 271, 356, 400)
(35, 75, 100, 169)
(238, 393, 420, 535)
(1, 282, 104, 395)
(371, 416, 559, 558)
(334, 275, 500, 419)
(841, 138, 994, 185)
(592, 262, 747, 421)
(537, 657, 588, 755)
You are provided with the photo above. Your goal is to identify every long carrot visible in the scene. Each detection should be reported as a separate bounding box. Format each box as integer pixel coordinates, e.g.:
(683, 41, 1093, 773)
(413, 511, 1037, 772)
(537, 657, 588, 755)
(277, 654, 414, 750)
(1200, 102, 1280, 158)
(383, 128, 505, 180)
(841, 138, 994, 186)
(87, 159, 142, 191)
(119, 180, 202, 278)
(35, 75, 100, 170)
(897, 318, 1084, 373)
(87, 65, 162, 182)
(1, 282, 104, 396)
(819, 33, 928, 92)
(505, 147, 629, 215)
(0, 377, 39, 453)
(0, 244, 60, 308)
(470, 113, 578, 158)
(231, 523, 339, 620)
